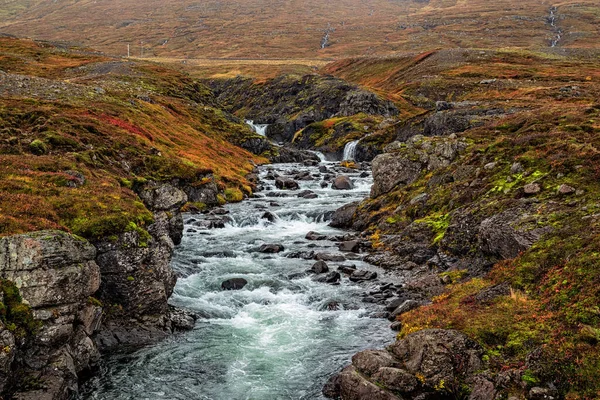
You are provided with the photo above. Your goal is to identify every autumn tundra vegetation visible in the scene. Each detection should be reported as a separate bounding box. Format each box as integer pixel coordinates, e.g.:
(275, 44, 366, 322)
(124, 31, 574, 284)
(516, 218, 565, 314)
(0, 0, 600, 398)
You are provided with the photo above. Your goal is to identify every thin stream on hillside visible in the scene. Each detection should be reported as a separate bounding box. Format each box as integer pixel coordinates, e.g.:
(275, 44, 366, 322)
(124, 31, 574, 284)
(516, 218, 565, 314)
(79, 160, 392, 400)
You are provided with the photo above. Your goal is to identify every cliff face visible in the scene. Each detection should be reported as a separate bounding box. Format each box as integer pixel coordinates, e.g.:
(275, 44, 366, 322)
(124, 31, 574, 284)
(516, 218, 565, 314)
(0, 180, 197, 399)
(0, 231, 100, 399)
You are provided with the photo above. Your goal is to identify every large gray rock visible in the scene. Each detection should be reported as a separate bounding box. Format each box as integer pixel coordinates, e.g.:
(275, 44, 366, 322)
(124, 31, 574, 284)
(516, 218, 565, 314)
(333, 366, 402, 400)
(371, 135, 467, 198)
(0, 231, 104, 398)
(478, 208, 550, 259)
(0, 230, 100, 309)
(331, 175, 354, 190)
(137, 182, 187, 211)
(389, 329, 483, 387)
(94, 212, 177, 317)
(329, 201, 359, 228)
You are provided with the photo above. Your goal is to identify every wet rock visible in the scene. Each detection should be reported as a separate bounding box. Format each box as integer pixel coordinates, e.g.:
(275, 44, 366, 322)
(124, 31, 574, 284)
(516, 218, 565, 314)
(333, 365, 402, 400)
(353, 349, 399, 376)
(320, 181, 329, 188)
(168, 307, 198, 331)
(338, 240, 360, 253)
(275, 177, 299, 190)
(388, 300, 421, 321)
(349, 270, 377, 282)
(389, 329, 483, 387)
(311, 261, 330, 274)
(297, 190, 318, 199)
(306, 231, 327, 240)
(286, 251, 315, 259)
(221, 278, 248, 291)
(261, 211, 278, 223)
(332, 176, 354, 190)
(338, 264, 357, 275)
(211, 208, 229, 215)
(390, 321, 403, 331)
(372, 367, 419, 393)
(329, 201, 359, 228)
(259, 244, 285, 253)
(316, 253, 346, 262)
(323, 271, 341, 284)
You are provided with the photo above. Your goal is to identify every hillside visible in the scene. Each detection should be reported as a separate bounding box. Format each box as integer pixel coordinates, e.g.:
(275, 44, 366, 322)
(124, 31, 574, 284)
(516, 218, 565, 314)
(318, 49, 600, 398)
(1, 0, 599, 60)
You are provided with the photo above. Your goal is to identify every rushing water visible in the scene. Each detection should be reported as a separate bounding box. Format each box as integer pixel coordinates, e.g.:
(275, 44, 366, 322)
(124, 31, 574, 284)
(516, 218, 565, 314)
(80, 160, 392, 400)
(342, 141, 358, 161)
(246, 120, 269, 136)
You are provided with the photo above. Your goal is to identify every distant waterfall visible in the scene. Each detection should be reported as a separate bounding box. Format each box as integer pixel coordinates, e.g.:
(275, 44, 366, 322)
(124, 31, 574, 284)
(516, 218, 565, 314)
(246, 120, 268, 136)
(343, 140, 359, 161)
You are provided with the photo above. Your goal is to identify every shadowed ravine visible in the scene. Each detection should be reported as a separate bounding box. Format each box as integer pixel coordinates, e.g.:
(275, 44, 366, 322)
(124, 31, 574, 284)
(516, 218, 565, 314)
(79, 160, 393, 400)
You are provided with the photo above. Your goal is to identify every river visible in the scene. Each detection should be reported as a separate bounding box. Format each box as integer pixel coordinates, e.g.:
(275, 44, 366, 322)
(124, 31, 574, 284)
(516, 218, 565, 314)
(80, 159, 393, 400)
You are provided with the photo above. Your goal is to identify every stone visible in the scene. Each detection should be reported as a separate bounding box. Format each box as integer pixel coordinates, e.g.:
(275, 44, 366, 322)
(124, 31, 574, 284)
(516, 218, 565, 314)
(468, 376, 497, 400)
(390, 321, 403, 331)
(333, 365, 402, 400)
(275, 177, 299, 190)
(137, 182, 188, 211)
(306, 231, 327, 241)
(316, 253, 346, 262)
(349, 270, 377, 282)
(510, 162, 524, 174)
(329, 202, 359, 228)
(331, 176, 354, 190)
(557, 184, 575, 195)
(311, 261, 330, 274)
(221, 278, 248, 291)
(389, 329, 483, 387)
(388, 300, 421, 321)
(352, 349, 399, 376)
(338, 264, 357, 275)
(259, 244, 285, 253)
(338, 240, 360, 253)
(524, 183, 541, 195)
(529, 387, 557, 400)
(261, 211, 278, 222)
(372, 367, 419, 393)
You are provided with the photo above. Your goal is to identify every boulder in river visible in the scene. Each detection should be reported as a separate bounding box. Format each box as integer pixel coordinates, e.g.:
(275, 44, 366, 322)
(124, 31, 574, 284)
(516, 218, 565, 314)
(259, 243, 285, 253)
(275, 177, 300, 190)
(329, 202, 359, 228)
(261, 211, 278, 222)
(316, 253, 346, 262)
(311, 261, 330, 274)
(349, 270, 377, 282)
(306, 231, 327, 241)
(331, 175, 354, 190)
(338, 240, 360, 253)
(221, 278, 248, 291)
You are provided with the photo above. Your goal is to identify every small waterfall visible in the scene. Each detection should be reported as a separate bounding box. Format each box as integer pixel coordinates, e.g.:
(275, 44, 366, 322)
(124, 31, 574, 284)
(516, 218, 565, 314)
(245, 120, 268, 136)
(343, 140, 359, 161)
(310, 151, 327, 162)
(548, 6, 562, 47)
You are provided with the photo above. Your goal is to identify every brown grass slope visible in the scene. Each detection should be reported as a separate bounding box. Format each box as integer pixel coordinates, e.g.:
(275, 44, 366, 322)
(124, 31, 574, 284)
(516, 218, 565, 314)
(0, 0, 599, 60)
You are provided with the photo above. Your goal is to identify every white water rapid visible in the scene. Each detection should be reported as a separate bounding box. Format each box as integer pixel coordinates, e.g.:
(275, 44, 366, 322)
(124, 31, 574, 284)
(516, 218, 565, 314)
(80, 159, 393, 400)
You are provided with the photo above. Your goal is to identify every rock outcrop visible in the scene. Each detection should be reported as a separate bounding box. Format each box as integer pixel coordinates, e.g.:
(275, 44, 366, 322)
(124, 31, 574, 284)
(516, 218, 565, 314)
(371, 135, 467, 198)
(325, 329, 484, 400)
(0, 231, 101, 399)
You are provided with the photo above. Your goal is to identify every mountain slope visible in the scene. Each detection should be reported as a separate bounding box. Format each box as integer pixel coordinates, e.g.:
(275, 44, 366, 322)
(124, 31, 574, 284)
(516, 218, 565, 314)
(1, 0, 599, 59)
